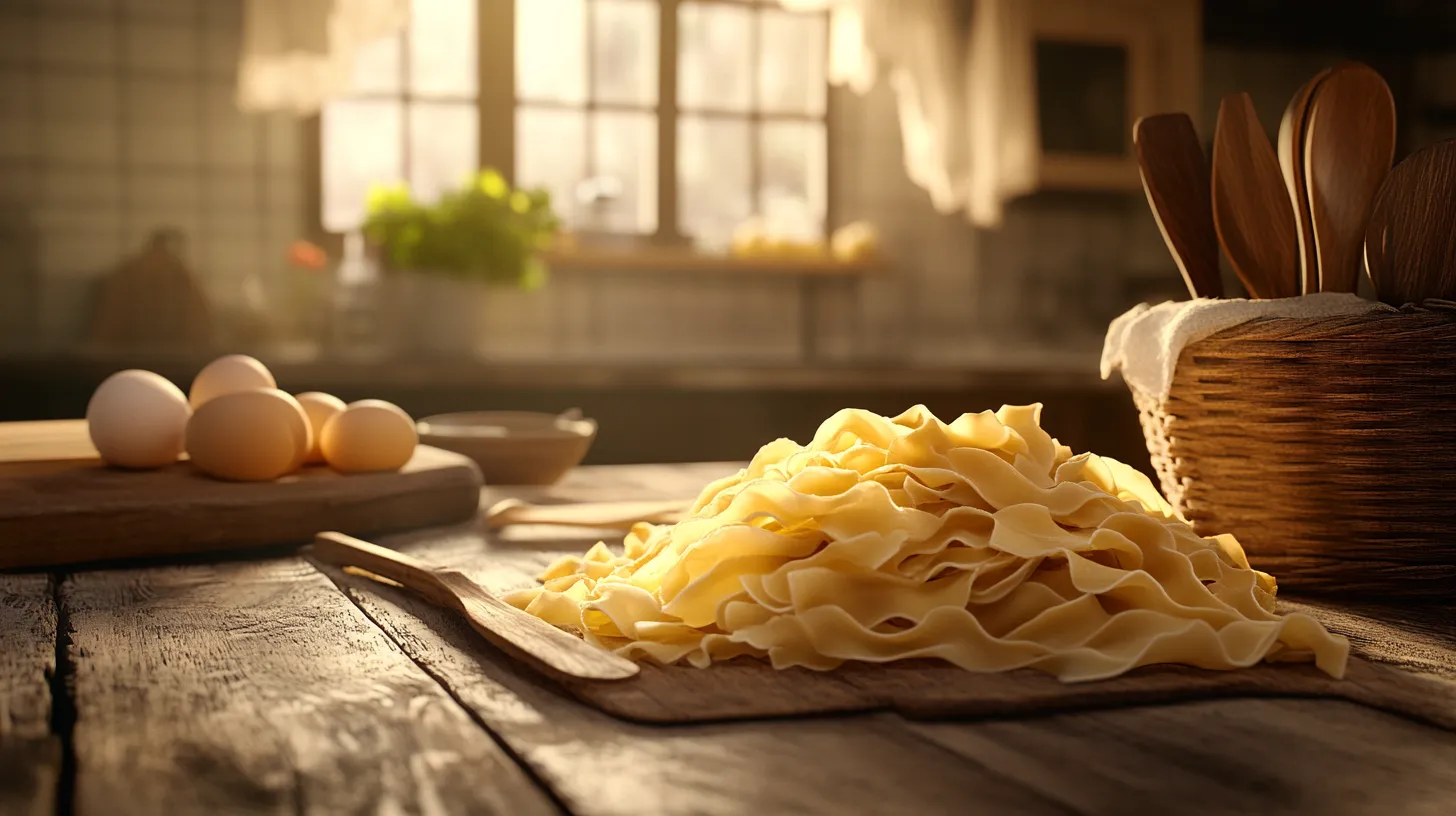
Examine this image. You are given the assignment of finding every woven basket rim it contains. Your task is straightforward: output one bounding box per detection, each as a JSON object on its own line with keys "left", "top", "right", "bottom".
{"left": 1187, "top": 307, "right": 1456, "bottom": 345}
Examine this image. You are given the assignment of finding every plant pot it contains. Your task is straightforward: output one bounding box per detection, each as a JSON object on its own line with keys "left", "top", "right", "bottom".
{"left": 395, "top": 273, "right": 489, "bottom": 358}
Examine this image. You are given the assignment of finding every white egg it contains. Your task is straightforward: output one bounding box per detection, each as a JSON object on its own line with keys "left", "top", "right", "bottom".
{"left": 295, "top": 392, "right": 346, "bottom": 464}
{"left": 320, "top": 399, "right": 418, "bottom": 474}
{"left": 86, "top": 369, "right": 192, "bottom": 469}
{"left": 189, "top": 354, "right": 276, "bottom": 409}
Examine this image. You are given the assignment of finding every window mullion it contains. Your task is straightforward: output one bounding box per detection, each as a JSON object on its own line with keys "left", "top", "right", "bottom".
{"left": 749, "top": 3, "right": 762, "bottom": 222}
{"left": 480, "top": 0, "right": 516, "bottom": 182}
{"left": 656, "top": 0, "right": 681, "bottom": 244}
{"left": 399, "top": 31, "right": 412, "bottom": 189}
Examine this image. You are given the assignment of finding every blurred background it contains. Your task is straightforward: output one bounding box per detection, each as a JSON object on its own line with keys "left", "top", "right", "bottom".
{"left": 2, "top": 0, "right": 1454, "bottom": 468}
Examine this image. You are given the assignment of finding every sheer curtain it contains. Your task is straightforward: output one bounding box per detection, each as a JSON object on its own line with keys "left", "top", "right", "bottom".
{"left": 236, "top": 0, "right": 411, "bottom": 115}
{"left": 780, "top": 0, "right": 1038, "bottom": 228}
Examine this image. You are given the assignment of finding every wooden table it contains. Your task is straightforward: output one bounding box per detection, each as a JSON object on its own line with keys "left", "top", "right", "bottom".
{"left": 2, "top": 462, "right": 1454, "bottom": 816}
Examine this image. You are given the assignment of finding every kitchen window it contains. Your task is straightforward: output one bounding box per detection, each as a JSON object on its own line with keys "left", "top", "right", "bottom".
{"left": 317, "top": 0, "right": 830, "bottom": 253}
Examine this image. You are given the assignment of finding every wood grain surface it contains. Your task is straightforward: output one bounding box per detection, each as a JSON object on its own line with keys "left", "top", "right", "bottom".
{"left": 1304, "top": 62, "right": 1397, "bottom": 294}
{"left": 0, "top": 422, "right": 483, "bottom": 569}
{"left": 1134, "top": 113, "right": 1223, "bottom": 299}
{"left": 60, "top": 560, "right": 556, "bottom": 816}
{"left": 1363, "top": 138, "right": 1456, "bottom": 305}
{"left": 0, "top": 420, "right": 100, "bottom": 464}
{"left": 321, "top": 548, "right": 1071, "bottom": 816}
{"left": 911, "top": 698, "right": 1456, "bottom": 816}
{"left": 0, "top": 574, "right": 61, "bottom": 816}
{"left": 1212, "top": 92, "right": 1301, "bottom": 299}
{"left": 4, "top": 461, "right": 1455, "bottom": 815}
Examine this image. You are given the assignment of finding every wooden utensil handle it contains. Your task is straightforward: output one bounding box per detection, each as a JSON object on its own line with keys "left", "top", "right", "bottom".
{"left": 485, "top": 498, "right": 690, "bottom": 529}
{"left": 311, "top": 531, "right": 462, "bottom": 611}
{"left": 310, "top": 531, "right": 640, "bottom": 683}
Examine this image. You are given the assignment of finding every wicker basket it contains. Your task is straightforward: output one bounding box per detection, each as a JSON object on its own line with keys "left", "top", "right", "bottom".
{"left": 1126, "top": 308, "right": 1456, "bottom": 600}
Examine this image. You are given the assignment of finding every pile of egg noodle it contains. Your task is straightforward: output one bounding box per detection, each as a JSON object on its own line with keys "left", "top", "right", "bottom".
{"left": 505, "top": 405, "right": 1349, "bottom": 681}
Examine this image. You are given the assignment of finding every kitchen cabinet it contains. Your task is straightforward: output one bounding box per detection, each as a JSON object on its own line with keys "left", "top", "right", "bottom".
{"left": 1029, "top": 0, "right": 1202, "bottom": 192}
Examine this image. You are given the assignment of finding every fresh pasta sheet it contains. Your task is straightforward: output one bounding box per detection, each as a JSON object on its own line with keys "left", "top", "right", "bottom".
{"left": 505, "top": 405, "right": 1349, "bottom": 681}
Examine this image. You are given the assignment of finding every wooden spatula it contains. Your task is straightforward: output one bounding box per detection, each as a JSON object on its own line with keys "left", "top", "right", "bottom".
{"left": 1305, "top": 62, "right": 1397, "bottom": 294}
{"left": 1363, "top": 139, "right": 1456, "bottom": 305}
{"left": 485, "top": 497, "right": 690, "bottom": 529}
{"left": 1212, "top": 92, "right": 1301, "bottom": 299}
{"left": 1133, "top": 113, "right": 1223, "bottom": 299}
{"left": 1278, "top": 68, "right": 1333, "bottom": 294}
{"left": 311, "top": 531, "right": 640, "bottom": 682}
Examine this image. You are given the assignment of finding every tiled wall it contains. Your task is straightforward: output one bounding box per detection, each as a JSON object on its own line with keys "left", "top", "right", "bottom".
{"left": 6, "top": 3, "right": 1456, "bottom": 368}
{"left": 0, "top": 0, "right": 302, "bottom": 352}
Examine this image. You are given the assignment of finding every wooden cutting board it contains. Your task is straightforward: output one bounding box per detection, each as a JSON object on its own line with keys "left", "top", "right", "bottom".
{"left": 315, "top": 524, "right": 1456, "bottom": 734}
{"left": 0, "top": 420, "right": 483, "bottom": 570}
{"left": 551, "top": 651, "right": 1455, "bottom": 732}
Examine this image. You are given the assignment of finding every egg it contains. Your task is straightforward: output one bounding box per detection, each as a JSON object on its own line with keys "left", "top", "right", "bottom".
{"left": 86, "top": 370, "right": 192, "bottom": 469}
{"left": 320, "top": 399, "right": 418, "bottom": 474}
{"left": 185, "top": 389, "right": 311, "bottom": 481}
{"left": 295, "top": 392, "right": 346, "bottom": 464}
{"left": 189, "top": 354, "right": 276, "bottom": 409}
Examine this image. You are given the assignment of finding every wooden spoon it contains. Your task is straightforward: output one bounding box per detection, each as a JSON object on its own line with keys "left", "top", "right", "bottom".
{"left": 1278, "top": 68, "right": 1332, "bottom": 294}
{"left": 310, "top": 531, "right": 640, "bottom": 682}
{"left": 1363, "top": 139, "right": 1456, "bottom": 305}
{"left": 1133, "top": 113, "right": 1223, "bottom": 298}
{"left": 1304, "top": 62, "right": 1396, "bottom": 294}
{"left": 1212, "top": 92, "right": 1301, "bottom": 299}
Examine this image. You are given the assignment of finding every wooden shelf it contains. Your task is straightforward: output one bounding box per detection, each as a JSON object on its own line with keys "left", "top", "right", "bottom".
{"left": 540, "top": 249, "right": 884, "bottom": 277}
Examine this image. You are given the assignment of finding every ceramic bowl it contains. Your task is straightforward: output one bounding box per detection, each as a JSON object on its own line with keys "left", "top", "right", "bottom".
{"left": 415, "top": 410, "right": 597, "bottom": 486}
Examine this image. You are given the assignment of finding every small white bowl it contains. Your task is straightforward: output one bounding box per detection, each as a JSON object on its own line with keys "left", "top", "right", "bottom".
{"left": 415, "top": 410, "right": 597, "bottom": 485}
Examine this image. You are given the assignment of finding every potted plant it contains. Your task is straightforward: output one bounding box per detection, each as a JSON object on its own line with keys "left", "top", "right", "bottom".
{"left": 362, "top": 169, "right": 560, "bottom": 356}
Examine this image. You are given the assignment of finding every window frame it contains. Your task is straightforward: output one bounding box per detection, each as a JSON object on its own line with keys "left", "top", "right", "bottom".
{"left": 305, "top": 0, "right": 839, "bottom": 260}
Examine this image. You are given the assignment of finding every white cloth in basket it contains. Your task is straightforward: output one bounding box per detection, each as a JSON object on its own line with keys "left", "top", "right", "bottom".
{"left": 1100, "top": 294, "right": 1393, "bottom": 402}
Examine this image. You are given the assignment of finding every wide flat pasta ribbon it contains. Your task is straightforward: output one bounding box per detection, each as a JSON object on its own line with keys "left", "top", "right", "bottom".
{"left": 505, "top": 405, "right": 1349, "bottom": 682}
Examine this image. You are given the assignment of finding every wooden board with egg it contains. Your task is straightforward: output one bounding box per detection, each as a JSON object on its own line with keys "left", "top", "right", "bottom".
{"left": 0, "top": 355, "right": 482, "bottom": 570}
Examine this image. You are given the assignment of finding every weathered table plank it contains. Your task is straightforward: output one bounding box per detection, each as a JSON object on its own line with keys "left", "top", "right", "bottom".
{"left": 61, "top": 560, "right": 558, "bottom": 816}
{"left": 325, "top": 552, "right": 1072, "bottom": 816}
{"left": 0, "top": 573, "right": 61, "bottom": 816}
{"left": 912, "top": 697, "right": 1456, "bottom": 816}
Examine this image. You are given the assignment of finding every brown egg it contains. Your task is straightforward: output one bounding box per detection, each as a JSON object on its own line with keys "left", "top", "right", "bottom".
{"left": 185, "top": 389, "right": 311, "bottom": 481}
{"left": 189, "top": 354, "right": 276, "bottom": 409}
{"left": 294, "top": 392, "right": 346, "bottom": 464}
{"left": 320, "top": 399, "right": 418, "bottom": 474}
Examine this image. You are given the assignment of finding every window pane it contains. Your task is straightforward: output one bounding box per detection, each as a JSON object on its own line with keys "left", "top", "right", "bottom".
{"left": 516, "top": 106, "right": 587, "bottom": 225}
{"left": 408, "top": 102, "right": 477, "bottom": 205}
{"left": 349, "top": 34, "right": 401, "bottom": 94}
{"left": 759, "top": 120, "right": 826, "bottom": 239}
{"left": 409, "top": 0, "right": 476, "bottom": 97}
{"left": 678, "top": 116, "right": 751, "bottom": 249}
{"left": 758, "top": 10, "right": 826, "bottom": 115}
{"left": 321, "top": 99, "right": 402, "bottom": 231}
{"left": 593, "top": 0, "right": 658, "bottom": 106}
{"left": 677, "top": 2, "right": 752, "bottom": 112}
{"left": 517, "top": 0, "right": 587, "bottom": 104}
{"left": 589, "top": 111, "right": 657, "bottom": 233}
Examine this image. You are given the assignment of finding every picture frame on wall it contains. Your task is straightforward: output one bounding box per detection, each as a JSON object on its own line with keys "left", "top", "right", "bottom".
{"left": 1027, "top": 0, "right": 1201, "bottom": 192}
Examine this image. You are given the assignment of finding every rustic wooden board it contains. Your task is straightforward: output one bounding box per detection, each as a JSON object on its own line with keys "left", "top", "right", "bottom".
{"left": 0, "top": 574, "right": 61, "bottom": 816}
{"left": 0, "top": 419, "right": 99, "bottom": 464}
{"left": 319, "top": 554, "right": 1070, "bottom": 816}
{"left": 910, "top": 697, "right": 1456, "bottom": 816}
{"left": 461, "top": 468, "right": 1456, "bottom": 731}
{"left": 60, "top": 559, "right": 556, "bottom": 816}
{"left": 363, "top": 523, "right": 1456, "bottom": 731}
{"left": 0, "top": 421, "right": 483, "bottom": 569}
